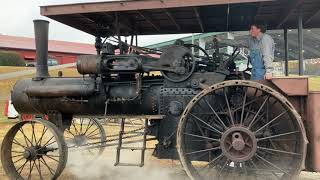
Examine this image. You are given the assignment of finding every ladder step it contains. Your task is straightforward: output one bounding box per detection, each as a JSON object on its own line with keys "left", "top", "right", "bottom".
{"left": 114, "top": 163, "right": 144, "bottom": 167}
{"left": 119, "top": 147, "right": 145, "bottom": 150}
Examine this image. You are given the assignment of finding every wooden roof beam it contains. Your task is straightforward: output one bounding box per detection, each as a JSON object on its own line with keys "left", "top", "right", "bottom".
{"left": 136, "top": 10, "right": 160, "bottom": 32}
{"left": 163, "top": 8, "right": 181, "bottom": 31}
{"left": 304, "top": 8, "right": 320, "bottom": 26}
{"left": 41, "top": 0, "right": 275, "bottom": 16}
{"left": 276, "top": 0, "right": 304, "bottom": 29}
{"left": 78, "top": 14, "right": 95, "bottom": 23}
{"left": 101, "top": 12, "right": 137, "bottom": 34}
{"left": 194, "top": 7, "right": 204, "bottom": 32}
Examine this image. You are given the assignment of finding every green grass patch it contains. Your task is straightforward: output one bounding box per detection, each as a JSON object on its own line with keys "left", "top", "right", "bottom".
{"left": 309, "top": 76, "right": 320, "bottom": 91}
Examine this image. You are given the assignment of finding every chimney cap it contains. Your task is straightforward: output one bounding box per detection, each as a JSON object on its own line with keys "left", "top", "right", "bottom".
{"left": 33, "top": 19, "right": 49, "bottom": 23}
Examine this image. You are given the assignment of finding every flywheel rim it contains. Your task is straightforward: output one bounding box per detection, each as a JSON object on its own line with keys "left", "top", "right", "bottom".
{"left": 177, "top": 80, "right": 307, "bottom": 180}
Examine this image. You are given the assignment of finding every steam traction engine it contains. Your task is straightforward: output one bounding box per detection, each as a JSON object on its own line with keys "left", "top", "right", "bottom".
{"left": 1, "top": 20, "right": 308, "bottom": 180}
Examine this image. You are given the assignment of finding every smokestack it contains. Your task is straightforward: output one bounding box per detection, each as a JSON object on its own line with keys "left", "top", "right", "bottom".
{"left": 33, "top": 20, "right": 50, "bottom": 79}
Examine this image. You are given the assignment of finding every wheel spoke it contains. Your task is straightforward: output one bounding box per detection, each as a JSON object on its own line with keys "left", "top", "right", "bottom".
{"left": 224, "top": 88, "right": 235, "bottom": 125}
{"left": 13, "top": 139, "right": 27, "bottom": 149}
{"left": 40, "top": 157, "right": 55, "bottom": 175}
{"left": 86, "top": 128, "right": 100, "bottom": 137}
{"left": 19, "top": 128, "right": 32, "bottom": 147}
{"left": 17, "top": 159, "right": 28, "bottom": 175}
{"left": 203, "top": 153, "right": 224, "bottom": 169}
{"left": 34, "top": 159, "right": 43, "bottom": 180}
{"left": 240, "top": 88, "right": 247, "bottom": 125}
{"left": 217, "top": 158, "right": 229, "bottom": 178}
{"left": 27, "top": 160, "right": 36, "bottom": 180}
{"left": 80, "top": 118, "right": 84, "bottom": 134}
{"left": 184, "top": 133, "right": 220, "bottom": 142}
{"left": 255, "top": 154, "right": 291, "bottom": 176}
{"left": 255, "top": 110, "right": 287, "bottom": 134}
{"left": 43, "top": 154, "right": 60, "bottom": 163}
{"left": 31, "top": 123, "right": 37, "bottom": 145}
{"left": 186, "top": 146, "right": 220, "bottom": 155}
{"left": 42, "top": 140, "right": 57, "bottom": 149}
{"left": 191, "top": 113, "right": 208, "bottom": 137}
{"left": 87, "top": 132, "right": 102, "bottom": 139}
{"left": 11, "top": 154, "right": 24, "bottom": 158}
{"left": 189, "top": 113, "right": 222, "bottom": 134}
{"left": 203, "top": 98, "right": 228, "bottom": 129}
{"left": 257, "top": 131, "right": 300, "bottom": 141}
{"left": 258, "top": 146, "right": 302, "bottom": 156}
{"left": 37, "top": 126, "right": 48, "bottom": 146}
{"left": 13, "top": 156, "right": 26, "bottom": 164}
{"left": 40, "top": 136, "right": 55, "bottom": 148}
{"left": 233, "top": 94, "right": 264, "bottom": 113}
{"left": 38, "top": 159, "right": 43, "bottom": 179}
{"left": 71, "top": 119, "right": 80, "bottom": 135}
{"left": 65, "top": 129, "right": 76, "bottom": 137}
{"left": 12, "top": 150, "right": 24, "bottom": 154}
{"left": 83, "top": 119, "right": 94, "bottom": 135}
{"left": 248, "top": 95, "right": 270, "bottom": 128}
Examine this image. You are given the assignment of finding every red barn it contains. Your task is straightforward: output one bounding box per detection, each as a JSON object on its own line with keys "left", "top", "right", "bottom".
{"left": 0, "top": 34, "right": 96, "bottom": 64}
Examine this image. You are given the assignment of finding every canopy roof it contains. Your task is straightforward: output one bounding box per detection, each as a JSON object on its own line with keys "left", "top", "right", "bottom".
{"left": 41, "top": 0, "right": 320, "bottom": 36}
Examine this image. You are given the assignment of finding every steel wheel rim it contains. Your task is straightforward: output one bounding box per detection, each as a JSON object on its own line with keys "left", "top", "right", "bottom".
{"left": 177, "top": 80, "right": 307, "bottom": 180}
{"left": 1, "top": 119, "right": 67, "bottom": 180}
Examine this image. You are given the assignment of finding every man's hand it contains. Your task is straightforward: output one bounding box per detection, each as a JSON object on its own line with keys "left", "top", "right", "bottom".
{"left": 264, "top": 73, "right": 273, "bottom": 80}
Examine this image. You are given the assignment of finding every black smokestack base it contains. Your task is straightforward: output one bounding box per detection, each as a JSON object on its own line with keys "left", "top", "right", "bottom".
{"left": 33, "top": 20, "right": 50, "bottom": 79}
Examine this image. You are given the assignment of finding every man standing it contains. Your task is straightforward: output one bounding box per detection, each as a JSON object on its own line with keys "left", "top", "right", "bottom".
{"left": 248, "top": 22, "right": 275, "bottom": 80}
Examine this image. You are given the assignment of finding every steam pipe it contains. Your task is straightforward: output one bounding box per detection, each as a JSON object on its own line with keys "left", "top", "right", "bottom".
{"left": 33, "top": 20, "right": 50, "bottom": 79}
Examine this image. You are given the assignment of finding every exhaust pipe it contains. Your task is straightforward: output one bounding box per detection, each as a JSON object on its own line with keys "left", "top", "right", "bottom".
{"left": 33, "top": 20, "right": 50, "bottom": 79}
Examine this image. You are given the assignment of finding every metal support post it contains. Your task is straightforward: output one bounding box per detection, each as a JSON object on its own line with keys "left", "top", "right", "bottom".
{"left": 284, "top": 28, "right": 289, "bottom": 76}
{"left": 298, "top": 8, "right": 304, "bottom": 76}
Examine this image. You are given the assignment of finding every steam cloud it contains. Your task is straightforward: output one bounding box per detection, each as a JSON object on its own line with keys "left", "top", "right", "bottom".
{"left": 66, "top": 149, "right": 187, "bottom": 180}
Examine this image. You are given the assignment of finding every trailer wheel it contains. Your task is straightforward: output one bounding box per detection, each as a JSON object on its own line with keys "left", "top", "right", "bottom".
{"left": 177, "top": 80, "right": 307, "bottom": 180}
{"left": 1, "top": 119, "right": 67, "bottom": 180}
{"left": 64, "top": 117, "right": 106, "bottom": 164}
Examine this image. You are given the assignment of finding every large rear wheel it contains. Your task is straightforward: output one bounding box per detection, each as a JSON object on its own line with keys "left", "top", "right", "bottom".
{"left": 177, "top": 80, "right": 307, "bottom": 180}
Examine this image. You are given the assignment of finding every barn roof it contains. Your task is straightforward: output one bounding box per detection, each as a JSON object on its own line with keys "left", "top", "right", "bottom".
{"left": 40, "top": 0, "right": 320, "bottom": 36}
{"left": 0, "top": 35, "right": 96, "bottom": 55}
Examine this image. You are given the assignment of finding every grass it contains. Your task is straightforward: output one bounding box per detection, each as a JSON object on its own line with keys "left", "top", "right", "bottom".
{"left": 0, "top": 66, "right": 32, "bottom": 74}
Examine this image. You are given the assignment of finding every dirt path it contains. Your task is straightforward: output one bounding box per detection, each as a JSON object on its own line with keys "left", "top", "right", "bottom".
{"left": 0, "top": 63, "right": 75, "bottom": 80}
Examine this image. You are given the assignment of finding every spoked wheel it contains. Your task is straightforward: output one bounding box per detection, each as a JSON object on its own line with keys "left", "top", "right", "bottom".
{"left": 177, "top": 80, "right": 307, "bottom": 180}
{"left": 64, "top": 117, "right": 106, "bottom": 163}
{"left": 1, "top": 119, "right": 67, "bottom": 180}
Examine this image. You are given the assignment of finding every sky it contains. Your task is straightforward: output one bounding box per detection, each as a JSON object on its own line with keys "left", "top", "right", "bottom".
{"left": 0, "top": 0, "right": 190, "bottom": 46}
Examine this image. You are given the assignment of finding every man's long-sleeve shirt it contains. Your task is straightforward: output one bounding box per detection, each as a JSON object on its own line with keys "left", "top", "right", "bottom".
{"left": 219, "top": 33, "right": 275, "bottom": 73}
{"left": 248, "top": 33, "right": 275, "bottom": 73}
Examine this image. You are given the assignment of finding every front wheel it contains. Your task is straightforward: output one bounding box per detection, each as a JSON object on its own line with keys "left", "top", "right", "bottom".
{"left": 177, "top": 80, "right": 307, "bottom": 180}
{"left": 1, "top": 119, "right": 68, "bottom": 180}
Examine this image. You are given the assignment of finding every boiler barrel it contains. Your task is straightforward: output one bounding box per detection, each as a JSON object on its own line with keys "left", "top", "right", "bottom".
{"left": 11, "top": 77, "right": 160, "bottom": 116}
